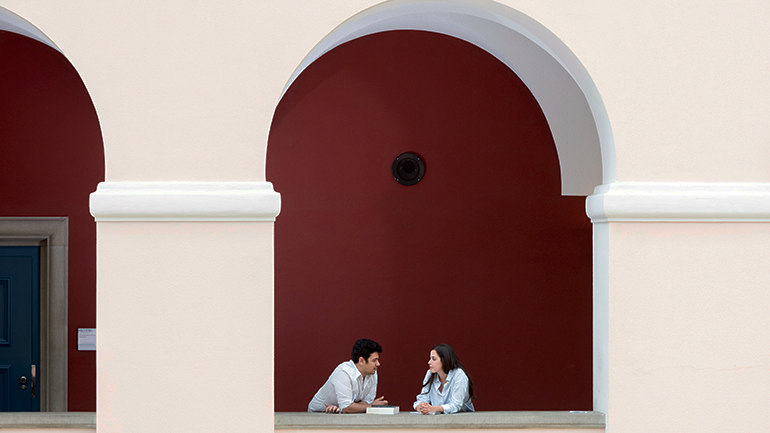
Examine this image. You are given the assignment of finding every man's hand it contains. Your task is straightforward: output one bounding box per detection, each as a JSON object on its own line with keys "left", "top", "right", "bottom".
{"left": 340, "top": 398, "right": 388, "bottom": 413}
{"left": 324, "top": 404, "right": 340, "bottom": 413}
{"left": 371, "top": 396, "right": 389, "bottom": 406}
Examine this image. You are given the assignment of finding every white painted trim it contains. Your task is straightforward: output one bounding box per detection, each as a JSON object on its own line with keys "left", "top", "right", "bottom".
{"left": 592, "top": 223, "right": 608, "bottom": 413}
{"left": 89, "top": 182, "right": 281, "bottom": 222}
{"left": 587, "top": 182, "right": 770, "bottom": 223}
{"left": 0, "top": 6, "right": 61, "bottom": 52}
{"left": 281, "top": 0, "right": 614, "bottom": 196}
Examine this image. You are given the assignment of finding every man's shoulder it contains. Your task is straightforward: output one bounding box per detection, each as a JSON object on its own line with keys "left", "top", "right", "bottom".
{"left": 332, "top": 360, "right": 356, "bottom": 375}
{"left": 335, "top": 360, "right": 354, "bottom": 369}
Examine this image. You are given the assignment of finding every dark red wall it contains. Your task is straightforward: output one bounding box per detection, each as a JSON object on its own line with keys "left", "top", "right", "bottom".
{"left": 268, "top": 30, "right": 593, "bottom": 411}
{"left": 1, "top": 31, "right": 103, "bottom": 411}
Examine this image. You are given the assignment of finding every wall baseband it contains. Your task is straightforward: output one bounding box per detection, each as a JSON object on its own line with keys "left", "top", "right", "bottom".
{"left": 587, "top": 182, "right": 770, "bottom": 223}
{"left": 89, "top": 182, "right": 281, "bottom": 222}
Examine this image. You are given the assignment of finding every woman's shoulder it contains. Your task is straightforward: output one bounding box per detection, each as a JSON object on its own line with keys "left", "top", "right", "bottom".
{"left": 448, "top": 367, "right": 469, "bottom": 381}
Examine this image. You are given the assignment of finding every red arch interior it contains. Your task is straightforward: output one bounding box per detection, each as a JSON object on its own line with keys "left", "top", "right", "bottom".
{"left": 1, "top": 30, "right": 103, "bottom": 411}
{"left": 268, "top": 30, "right": 592, "bottom": 411}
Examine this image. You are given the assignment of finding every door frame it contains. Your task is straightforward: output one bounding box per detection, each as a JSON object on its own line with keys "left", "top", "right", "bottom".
{"left": 0, "top": 217, "right": 68, "bottom": 411}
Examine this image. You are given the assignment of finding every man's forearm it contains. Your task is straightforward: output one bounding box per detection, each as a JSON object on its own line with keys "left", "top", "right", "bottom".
{"left": 341, "top": 401, "right": 370, "bottom": 413}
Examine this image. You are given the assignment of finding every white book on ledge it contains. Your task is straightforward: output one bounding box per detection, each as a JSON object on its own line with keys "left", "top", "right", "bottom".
{"left": 366, "top": 405, "right": 399, "bottom": 414}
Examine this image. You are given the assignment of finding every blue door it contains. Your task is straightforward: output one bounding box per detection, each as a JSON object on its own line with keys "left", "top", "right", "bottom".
{"left": 0, "top": 246, "right": 40, "bottom": 412}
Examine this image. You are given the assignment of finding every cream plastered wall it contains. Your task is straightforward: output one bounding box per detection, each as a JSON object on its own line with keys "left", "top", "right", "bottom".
{"left": 3, "top": 1, "right": 770, "bottom": 433}
{"left": 608, "top": 223, "right": 770, "bottom": 432}
{"left": 96, "top": 223, "right": 274, "bottom": 432}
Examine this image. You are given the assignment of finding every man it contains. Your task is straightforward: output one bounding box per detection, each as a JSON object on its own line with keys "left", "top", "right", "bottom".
{"left": 308, "top": 339, "right": 389, "bottom": 413}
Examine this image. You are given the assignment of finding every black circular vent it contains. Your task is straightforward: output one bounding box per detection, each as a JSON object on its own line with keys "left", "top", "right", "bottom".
{"left": 392, "top": 152, "right": 425, "bottom": 186}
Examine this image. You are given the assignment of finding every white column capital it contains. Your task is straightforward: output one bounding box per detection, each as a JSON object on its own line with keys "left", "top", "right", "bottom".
{"left": 587, "top": 182, "right": 770, "bottom": 223}
{"left": 89, "top": 182, "right": 281, "bottom": 222}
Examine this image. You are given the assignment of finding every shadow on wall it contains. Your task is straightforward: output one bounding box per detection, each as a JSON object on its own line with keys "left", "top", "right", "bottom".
{"left": 268, "top": 30, "right": 592, "bottom": 412}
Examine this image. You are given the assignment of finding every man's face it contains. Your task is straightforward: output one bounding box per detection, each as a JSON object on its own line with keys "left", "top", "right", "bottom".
{"left": 358, "top": 352, "right": 380, "bottom": 376}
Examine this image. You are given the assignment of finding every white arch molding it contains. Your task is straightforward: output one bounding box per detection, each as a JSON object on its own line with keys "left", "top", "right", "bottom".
{"left": 282, "top": 0, "right": 617, "bottom": 197}
{"left": 0, "top": 6, "right": 60, "bottom": 52}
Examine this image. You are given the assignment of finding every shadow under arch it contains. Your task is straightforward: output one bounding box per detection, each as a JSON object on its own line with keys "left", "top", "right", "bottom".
{"left": 282, "top": 0, "right": 615, "bottom": 197}
{"left": 1, "top": 6, "right": 104, "bottom": 412}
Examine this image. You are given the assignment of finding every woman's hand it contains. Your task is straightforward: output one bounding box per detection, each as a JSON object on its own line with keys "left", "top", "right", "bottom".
{"left": 416, "top": 402, "right": 442, "bottom": 414}
{"left": 324, "top": 404, "right": 340, "bottom": 413}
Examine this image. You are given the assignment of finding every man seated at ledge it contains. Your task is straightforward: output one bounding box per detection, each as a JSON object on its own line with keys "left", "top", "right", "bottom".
{"left": 308, "top": 338, "right": 389, "bottom": 413}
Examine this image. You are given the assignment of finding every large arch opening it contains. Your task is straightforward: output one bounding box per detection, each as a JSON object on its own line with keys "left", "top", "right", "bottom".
{"left": 1, "top": 7, "right": 104, "bottom": 412}
{"left": 268, "top": 0, "right": 613, "bottom": 414}
{"left": 268, "top": 20, "right": 608, "bottom": 412}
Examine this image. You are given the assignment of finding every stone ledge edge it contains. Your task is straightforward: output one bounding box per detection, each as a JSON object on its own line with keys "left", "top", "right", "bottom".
{"left": 89, "top": 181, "right": 281, "bottom": 222}
{"left": 275, "top": 411, "right": 605, "bottom": 430}
{"left": 0, "top": 412, "right": 95, "bottom": 429}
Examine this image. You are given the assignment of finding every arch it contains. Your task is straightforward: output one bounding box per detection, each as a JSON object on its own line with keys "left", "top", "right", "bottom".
{"left": 1, "top": 6, "right": 104, "bottom": 412}
{"left": 269, "top": 29, "right": 594, "bottom": 411}
{"left": 282, "top": 0, "right": 615, "bottom": 196}
{"left": 271, "top": 0, "right": 614, "bottom": 414}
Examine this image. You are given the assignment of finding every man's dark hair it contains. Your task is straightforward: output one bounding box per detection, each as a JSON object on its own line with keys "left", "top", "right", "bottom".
{"left": 351, "top": 338, "right": 382, "bottom": 363}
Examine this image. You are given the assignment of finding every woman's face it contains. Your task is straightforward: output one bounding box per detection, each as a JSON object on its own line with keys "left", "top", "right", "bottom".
{"left": 428, "top": 350, "right": 443, "bottom": 374}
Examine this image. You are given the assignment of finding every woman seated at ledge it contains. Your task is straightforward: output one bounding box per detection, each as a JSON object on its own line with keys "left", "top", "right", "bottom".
{"left": 413, "top": 343, "right": 475, "bottom": 414}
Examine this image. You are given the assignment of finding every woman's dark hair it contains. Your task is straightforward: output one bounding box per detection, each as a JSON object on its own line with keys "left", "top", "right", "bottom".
{"left": 351, "top": 338, "right": 383, "bottom": 363}
{"left": 421, "top": 343, "right": 476, "bottom": 401}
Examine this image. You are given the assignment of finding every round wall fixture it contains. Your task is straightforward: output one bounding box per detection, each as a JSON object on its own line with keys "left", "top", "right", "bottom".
{"left": 392, "top": 152, "right": 425, "bottom": 186}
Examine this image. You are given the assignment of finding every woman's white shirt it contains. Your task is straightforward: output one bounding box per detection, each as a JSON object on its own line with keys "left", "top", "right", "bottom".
{"left": 413, "top": 368, "right": 475, "bottom": 414}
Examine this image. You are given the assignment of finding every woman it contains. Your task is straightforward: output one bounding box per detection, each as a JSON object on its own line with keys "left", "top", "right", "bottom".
{"left": 413, "top": 343, "right": 475, "bottom": 414}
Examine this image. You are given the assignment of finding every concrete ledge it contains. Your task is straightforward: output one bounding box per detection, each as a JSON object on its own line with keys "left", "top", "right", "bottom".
{"left": 275, "top": 411, "right": 605, "bottom": 430}
{"left": 0, "top": 412, "right": 95, "bottom": 429}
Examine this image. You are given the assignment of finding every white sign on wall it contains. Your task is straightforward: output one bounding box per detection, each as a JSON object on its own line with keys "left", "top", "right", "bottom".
{"left": 77, "top": 328, "right": 96, "bottom": 351}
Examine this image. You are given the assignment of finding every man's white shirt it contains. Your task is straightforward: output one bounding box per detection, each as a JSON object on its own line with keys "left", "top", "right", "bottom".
{"left": 308, "top": 360, "right": 377, "bottom": 412}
